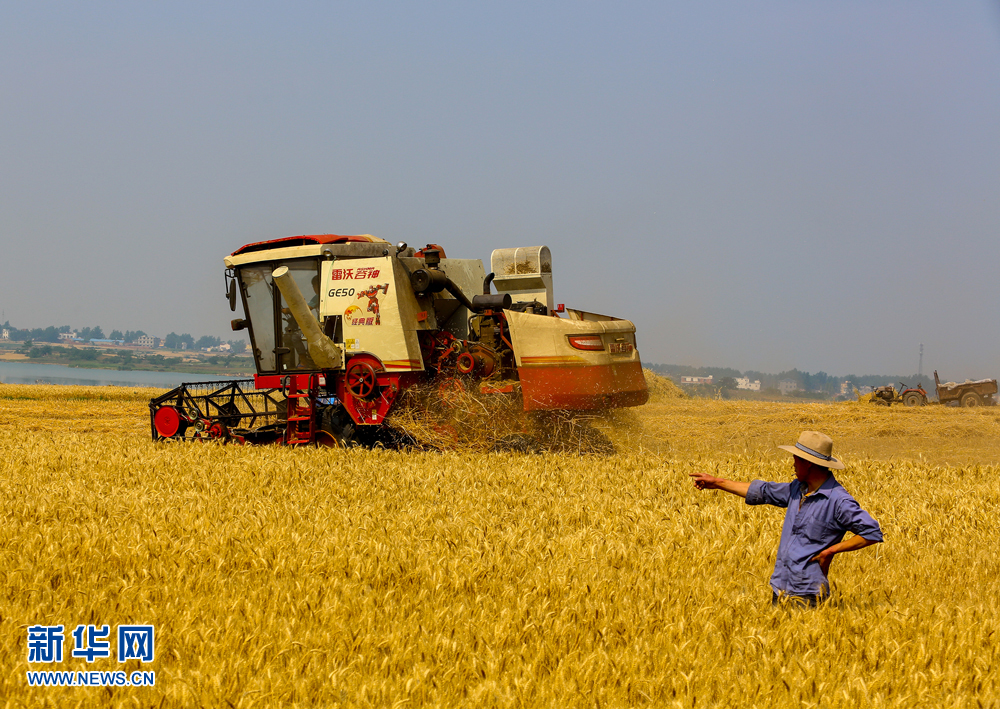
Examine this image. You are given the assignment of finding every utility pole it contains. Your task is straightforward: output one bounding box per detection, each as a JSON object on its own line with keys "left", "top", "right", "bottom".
{"left": 918, "top": 343, "right": 923, "bottom": 379}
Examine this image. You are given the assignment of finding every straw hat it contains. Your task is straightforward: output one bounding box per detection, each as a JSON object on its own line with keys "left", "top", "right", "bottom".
{"left": 778, "top": 431, "right": 845, "bottom": 470}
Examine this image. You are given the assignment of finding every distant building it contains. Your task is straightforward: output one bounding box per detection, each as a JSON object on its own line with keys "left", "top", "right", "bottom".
{"left": 59, "top": 332, "right": 77, "bottom": 341}
{"left": 136, "top": 335, "right": 158, "bottom": 348}
{"left": 219, "top": 343, "right": 231, "bottom": 352}
{"left": 778, "top": 380, "right": 800, "bottom": 395}
{"left": 680, "top": 375, "right": 713, "bottom": 386}
{"left": 1, "top": 328, "right": 8, "bottom": 340}
{"left": 840, "top": 381, "right": 851, "bottom": 396}
{"left": 89, "top": 339, "right": 125, "bottom": 346}
{"left": 736, "top": 377, "right": 761, "bottom": 391}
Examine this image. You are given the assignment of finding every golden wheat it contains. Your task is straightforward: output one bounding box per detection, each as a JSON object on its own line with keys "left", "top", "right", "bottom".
{"left": 1, "top": 382, "right": 999, "bottom": 707}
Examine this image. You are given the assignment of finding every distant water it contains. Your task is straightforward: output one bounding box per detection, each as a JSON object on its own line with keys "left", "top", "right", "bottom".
{"left": 0, "top": 361, "right": 242, "bottom": 389}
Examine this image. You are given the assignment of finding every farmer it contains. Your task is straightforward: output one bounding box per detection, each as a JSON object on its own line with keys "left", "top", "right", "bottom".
{"left": 689, "top": 431, "right": 882, "bottom": 606}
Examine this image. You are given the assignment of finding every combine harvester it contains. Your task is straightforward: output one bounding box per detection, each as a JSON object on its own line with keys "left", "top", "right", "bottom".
{"left": 150, "top": 235, "right": 648, "bottom": 447}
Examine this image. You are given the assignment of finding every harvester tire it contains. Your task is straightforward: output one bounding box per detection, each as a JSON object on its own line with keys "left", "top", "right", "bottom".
{"left": 902, "top": 392, "right": 923, "bottom": 407}
{"left": 319, "top": 405, "right": 358, "bottom": 447}
{"left": 961, "top": 392, "right": 982, "bottom": 408}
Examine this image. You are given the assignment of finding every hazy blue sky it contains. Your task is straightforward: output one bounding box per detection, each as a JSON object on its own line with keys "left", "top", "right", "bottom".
{"left": 2, "top": 2, "right": 998, "bottom": 378}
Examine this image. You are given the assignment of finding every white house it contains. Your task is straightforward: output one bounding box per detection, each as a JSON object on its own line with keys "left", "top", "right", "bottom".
{"left": 58, "top": 332, "right": 77, "bottom": 341}
{"left": 136, "top": 335, "right": 157, "bottom": 348}
{"left": 1, "top": 328, "right": 8, "bottom": 340}
{"left": 736, "top": 377, "right": 761, "bottom": 391}
{"left": 680, "top": 375, "right": 713, "bottom": 385}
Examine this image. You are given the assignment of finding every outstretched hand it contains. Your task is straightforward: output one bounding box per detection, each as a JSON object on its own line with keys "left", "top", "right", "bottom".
{"left": 688, "top": 472, "right": 751, "bottom": 498}
{"left": 690, "top": 472, "right": 724, "bottom": 490}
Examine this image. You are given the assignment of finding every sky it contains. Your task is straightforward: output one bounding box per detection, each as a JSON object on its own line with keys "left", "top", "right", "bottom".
{"left": 1, "top": 1, "right": 998, "bottom": 379}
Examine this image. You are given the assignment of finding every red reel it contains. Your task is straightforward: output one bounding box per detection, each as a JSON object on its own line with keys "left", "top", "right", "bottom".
{"left": 153, "top": 406, "right": 182, "bottom": 438}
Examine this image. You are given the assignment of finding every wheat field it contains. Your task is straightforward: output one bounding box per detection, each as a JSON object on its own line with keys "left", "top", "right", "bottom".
{"left": 2, "top": 379, "right": 999, "bottom": 707}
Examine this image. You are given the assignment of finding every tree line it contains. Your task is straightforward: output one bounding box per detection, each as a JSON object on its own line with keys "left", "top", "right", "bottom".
{"left": 648, "top": 363, "right": 932, "bottom": 397}
{"left": 2, "top": 321, "right": 246, "bottom": 352}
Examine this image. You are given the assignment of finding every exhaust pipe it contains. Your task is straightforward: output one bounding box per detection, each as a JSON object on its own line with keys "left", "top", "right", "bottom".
{"left": 271, "top": 266, "right": 343, "bottom": 369}
{"left": 410, "top": 267, "right": 511, "bottom": 312}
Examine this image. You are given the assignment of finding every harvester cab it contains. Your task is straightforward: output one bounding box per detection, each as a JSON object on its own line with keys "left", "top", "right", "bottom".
{"left": 150, "top": 234, "right": 648, "bottom": 447}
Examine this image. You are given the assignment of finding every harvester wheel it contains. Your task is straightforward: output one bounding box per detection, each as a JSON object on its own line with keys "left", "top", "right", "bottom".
{"left": 346, "top": 361, "right": 379, "bottom": 399}
{"left": 961, "top": 392, "right": 982, "bottom": 408}
{"left": 319, "top": 405, "right": 357, "bottom": 448}
{"left": 902, "top": 392, "right": 923, "bottom": 407}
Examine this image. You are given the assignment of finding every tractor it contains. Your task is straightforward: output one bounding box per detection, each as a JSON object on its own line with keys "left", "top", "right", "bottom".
{"left": 150, "top": 234, "right": 648, "bottom": 447}
{"left": 868, "top": 382, "right": 928, "bottom": 407}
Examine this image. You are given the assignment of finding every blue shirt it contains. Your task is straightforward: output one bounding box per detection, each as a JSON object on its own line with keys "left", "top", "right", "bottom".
{"left": 745, "top": 475, "right": 883, "bottom": 596}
